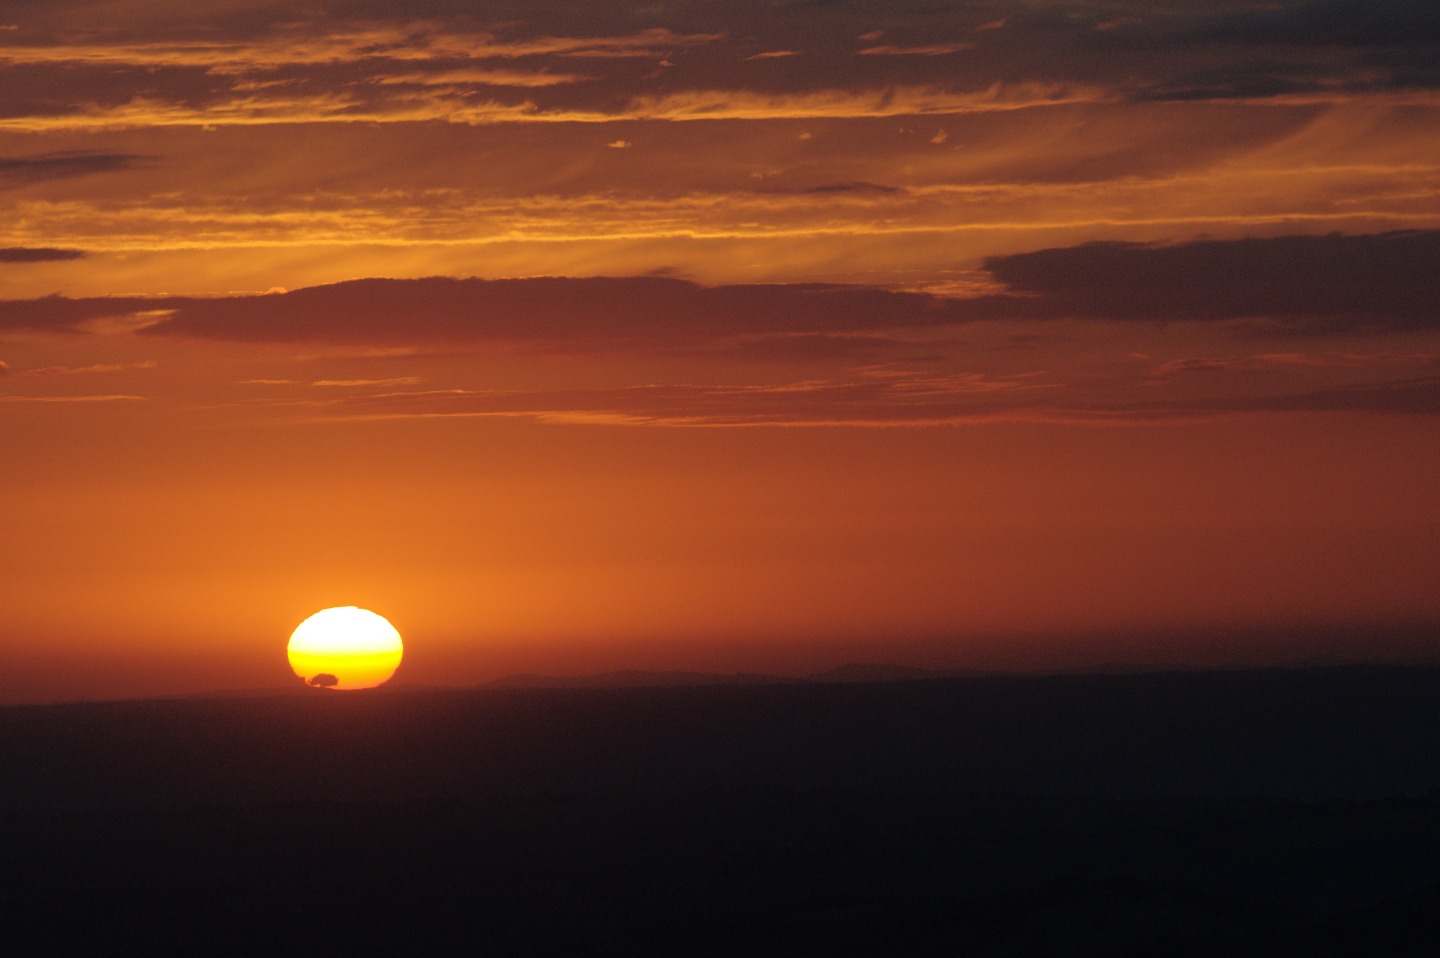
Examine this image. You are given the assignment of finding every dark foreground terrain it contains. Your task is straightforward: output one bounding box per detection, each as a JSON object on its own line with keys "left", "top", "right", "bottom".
{"left": 4, "top": 666, "right": 1440, "bottom": 955}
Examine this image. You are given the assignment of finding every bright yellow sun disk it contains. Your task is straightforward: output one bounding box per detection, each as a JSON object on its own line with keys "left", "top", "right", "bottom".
{"left": 288, "top": 606, "right": 403, "bottom": 690}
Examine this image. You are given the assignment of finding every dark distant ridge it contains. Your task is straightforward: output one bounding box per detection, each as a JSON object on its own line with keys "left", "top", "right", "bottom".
{"left": 809, "top": 663, "right": 994, "bottom": 683}
{"left": 478, "top": 664, "right": 992, "bottom": 689}
{"left": 167, "top": 681, "right": 446, "bottom": 700}
{"left": 483, "top": 669, "right": 798, "bottom": 689}
{"left": 169, "top": 685, "right": 312, "bottom": 700}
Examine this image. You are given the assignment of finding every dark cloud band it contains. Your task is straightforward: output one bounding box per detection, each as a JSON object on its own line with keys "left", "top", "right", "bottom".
{"left": 0, "top": 247, "right": 85, "bottom": 263}
{"left": 3, "top": 231, "right": 1436, "bottom": 344}
{"left": 0, "top": 151, "right": 145, "bottom": 185}
{"left": 982, "top": 230, "right": 1440, "bottom": 327}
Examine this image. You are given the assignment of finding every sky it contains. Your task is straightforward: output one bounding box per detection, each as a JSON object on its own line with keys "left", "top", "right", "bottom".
{"left": 2, "top": 0, "right": 1439, "bottom": 701}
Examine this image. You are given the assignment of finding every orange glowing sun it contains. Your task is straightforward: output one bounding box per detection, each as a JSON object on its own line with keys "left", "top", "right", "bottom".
{"left": 288, "top": 606, "right": 404, "bottom": 690}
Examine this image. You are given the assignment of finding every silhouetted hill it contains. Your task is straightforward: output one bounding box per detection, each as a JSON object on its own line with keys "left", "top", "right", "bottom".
{"left": 482, "top": 669, "right": 794, "bottom": 689}
{"left": 170, "top": 684, "right": 313, "bottom": 699}
{"left": 6, "top": 665, "right": 1440, "bottom": 954}
{"left": 9, "top": 665, "right": 1440, "bottom": 810}
{"left": 807, "top": 662, "right": 986, "bottom": 682}
{"left": 482, "top": 663, "right": 988, "bottom": 688}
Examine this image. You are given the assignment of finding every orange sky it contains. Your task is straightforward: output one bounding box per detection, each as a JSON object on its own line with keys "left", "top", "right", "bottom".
{"left": 2, "top": 1, "right": 1439, "bottom": 701}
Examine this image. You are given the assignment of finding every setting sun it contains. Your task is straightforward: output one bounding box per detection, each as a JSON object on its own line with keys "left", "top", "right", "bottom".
{"left": 287, "top": 607, "right": 403, "bottom": 690}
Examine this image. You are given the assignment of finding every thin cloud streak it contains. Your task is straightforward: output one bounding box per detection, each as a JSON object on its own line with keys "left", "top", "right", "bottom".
{"left": 276, "top": 372, "right": 1440, "bottom": 428}
{"left": 857, "top": 44, "right": 974, "bottom": 56}
{"left": 0, "top": 393, "right": 145, "bottom": 402}
{"left": 0, "top": 26, "right": 719, "bottom": 69}
{"left": 0, "top": 82, "right": 1110, "bottom": 132}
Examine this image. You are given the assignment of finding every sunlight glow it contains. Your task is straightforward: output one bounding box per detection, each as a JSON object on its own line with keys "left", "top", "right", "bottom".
{"left": 287, "top": 606, "right": 404, "bottom": 690}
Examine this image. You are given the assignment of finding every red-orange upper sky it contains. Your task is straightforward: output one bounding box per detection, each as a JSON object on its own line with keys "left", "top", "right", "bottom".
{"left": 2, "top": 0, "right": 1438, "bottom": 702}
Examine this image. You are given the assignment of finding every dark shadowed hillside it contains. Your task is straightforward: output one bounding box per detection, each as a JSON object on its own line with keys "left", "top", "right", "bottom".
{"left": 4, "top": 666, "right": 1440, "bottom": 955}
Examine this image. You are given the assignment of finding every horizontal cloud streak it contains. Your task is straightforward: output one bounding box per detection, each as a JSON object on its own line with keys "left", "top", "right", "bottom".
{"left": 983, "top": 230, "right": 1440, "bottom": 327}
{"left": 131, "top": 277, "right": 970, "bottom": 347}
{"left": 0, "top": 151, "right": 145, "bottom": 185}
{"left": 0, "top": 26, "right": 718, "bottom": 69}
{"left": 0, "top": 247, "right": 85, "bottom": 262}
{"left": 0, "top": 83, "right": 1107, "bottom": 132}
{"left": 274, "top": 371, "right": 1440, "bottom": 428}
{"left": 294, "top": 371, "right": 1062, "bottom": 427}
{"left": 4, "top": 231, "right": 1437, "bottom": 345}
{"left": 0, "top": 393, "right": 143, "bottom": 403}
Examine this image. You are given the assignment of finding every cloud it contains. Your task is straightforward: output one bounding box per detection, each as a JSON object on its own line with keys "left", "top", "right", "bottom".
{"left": 857, "top": 44, "right": 973, "bottom": 56}
{"left": 757, "top": 182, "right": 903, "bottom": 195}
{"left": 0, "top": 23, "right": 727, "bottom": 131}
{"left": 121, "top": 276, "right": 975, "bottom": 349}
{"left": 372, "top": 68, "right": 593, "bottom": 88}
{"left": 1149, "top": 357, "right": 1247, "bottom": 377}
{"left": 3, "top": 2, "right": 1438, "bottom": 144}
{"left": 1256, "top": 375, "right": 1440, "bottom": 415}
{"left": 1131, "top": 64, "right": 1440, "bottom": 105}
{"left": 304, "top": 369, "right": 1058, "bottom": 427}
{"left": 5, "top": 230, "right": 1438, "bottom": 345}
{"left": 0, "top": 278, "right": 960, "bottom": 357}
{"left": 1085, "top": 0, "right": 1440, "bottom": 102}
{"left": 0, "top": 25, "right": 719, "bottom": 70}
{"left": 981, "top": 230, "right": 1440, "bottom": 328}
{"left": 0, "top": 151, "right": 144, "bottom": 185}
{"left": 0, "top": 294, "right": 189, "bottom": 333}
{"left": 0, "top": 81, "right": 1108, "bottom": 131}
{"left": 0, "top": 394, "right": 144, "bottom": 403}
{"left": 1187, "top": 0, "right": 1440, "bottom": 50}
{"left": 311, "top": 377, "right": 421, "bottom": 387}
{"left": 20, "top": 360, "right": 156, "bottom": 376}
{"left": 0, "top": 247, "right": 85, "bottom": 262}
{"left": 272, "top": 367, "right": 1440, "bottom": 428}
{"left": 0, "top": 92, "right": 547, "bottom": 132}
{"left": 1148, "top": 351, "right": 1439, "bottom": 379}
{"left": 583, "top": 83, "right": 1107, "bottom": 122}
{"left": 1119, "top": 375, "right": 1440, "bottom": 419}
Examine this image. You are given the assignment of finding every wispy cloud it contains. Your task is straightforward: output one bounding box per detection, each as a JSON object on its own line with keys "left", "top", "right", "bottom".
{"left": 0, "top": 25, "right": 719, "bottom": 69}
{"left": 307, "top": 370, "right": 1058, "bottom": 427}
{"left": 857, "top": 43, "right": 973, "bottom": 56}
{"left": 0, "top": 393, "right": 144, "bottom": 403}
{"left": 20, "top": 360, "right": 155, "bottom": 375}
{"left": 275, "top": 368, "right": 1440, "bottom": 428}
{"left": 311, "top": 377, "right": 421, "bottom": 387}
{"left": 0, "top": 81, "right": 1109, "bottom": 132}
{"left": 372, "top": 67, "right": 593, "bottom": 88}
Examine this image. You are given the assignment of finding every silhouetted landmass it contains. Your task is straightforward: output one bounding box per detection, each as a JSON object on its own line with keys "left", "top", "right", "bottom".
{"left": 480, "top": 662, "right": 991, "bottom": 688}
{"left": 806, "top": 662, "right": 987, "bottom": 683}
{"left": 482, "top": 669, "right": 796, "bottom": 689}
{"left": 5, "top": 665, "right": 1440, "bottom": 954}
